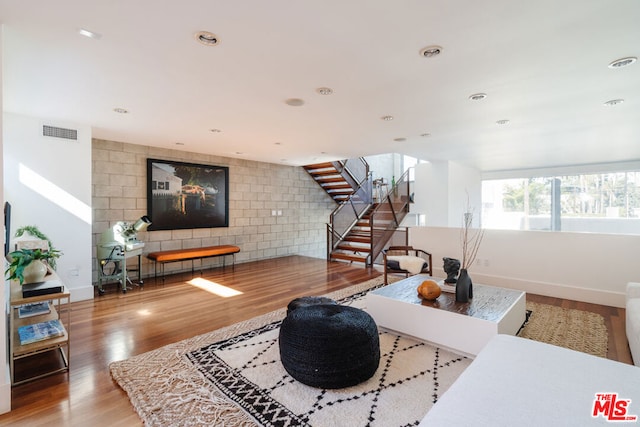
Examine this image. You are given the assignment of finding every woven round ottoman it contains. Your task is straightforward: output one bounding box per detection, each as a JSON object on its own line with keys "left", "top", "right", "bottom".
{"left": 279, "top": 303, "right": 380, "bottom": 389}
{"left": 286, "top": 296, "right": 337, "bottom": 315}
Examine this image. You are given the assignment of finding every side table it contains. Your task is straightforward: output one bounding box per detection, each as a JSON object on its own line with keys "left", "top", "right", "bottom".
{"left": 9, "top": 274, "right": 70, "bottom": 385}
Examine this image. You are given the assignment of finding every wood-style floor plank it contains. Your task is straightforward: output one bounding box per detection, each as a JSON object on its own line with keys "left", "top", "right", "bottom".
{"left": 0, "top": 256, "right": 632, "bottom": 426}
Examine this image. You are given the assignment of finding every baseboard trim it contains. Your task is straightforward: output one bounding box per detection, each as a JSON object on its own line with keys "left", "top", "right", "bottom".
{"left": 431, "top": 268, "right": 625, "bottom": 308}
{"left": 69, "top": 285, "right": 95, "bottom": 302}
{"left": 0, "top": 367, "right": 11, "bottom": 414}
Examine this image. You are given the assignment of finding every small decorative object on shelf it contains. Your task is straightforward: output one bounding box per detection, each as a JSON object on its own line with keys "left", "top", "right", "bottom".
{"left": 443, "top": 257, "right": 461, "bottom": 284}
{"left": 417, "top": 279, "right": 442, "bottom": 301}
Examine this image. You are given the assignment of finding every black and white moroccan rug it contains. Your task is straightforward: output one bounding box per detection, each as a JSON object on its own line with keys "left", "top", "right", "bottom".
{"left": 185, "top": 302, "right": 469, "bottom": 426}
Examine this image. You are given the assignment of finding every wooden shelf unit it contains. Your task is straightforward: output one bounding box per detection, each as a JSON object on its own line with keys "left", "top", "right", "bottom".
{"left": 9, "top": 274, "right": 70, "bottom": 386}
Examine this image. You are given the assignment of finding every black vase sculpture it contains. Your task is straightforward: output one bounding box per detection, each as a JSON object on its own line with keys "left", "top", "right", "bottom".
{"left": 456, "top": 268, "right": 473, "bottom": 303}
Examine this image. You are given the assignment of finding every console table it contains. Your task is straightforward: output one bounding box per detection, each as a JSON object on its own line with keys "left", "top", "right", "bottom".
{"left": 367, "top": 274, "right": 526, "bottom": 356}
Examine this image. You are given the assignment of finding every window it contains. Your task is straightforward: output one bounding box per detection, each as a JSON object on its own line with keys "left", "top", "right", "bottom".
{"left": 482, "top": 171, "right": 640, "bottom": 235}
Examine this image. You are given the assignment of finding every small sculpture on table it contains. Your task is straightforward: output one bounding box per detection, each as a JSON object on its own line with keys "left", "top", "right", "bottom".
{"left": 443, "top": 257, "right": 461, "bottom": 284}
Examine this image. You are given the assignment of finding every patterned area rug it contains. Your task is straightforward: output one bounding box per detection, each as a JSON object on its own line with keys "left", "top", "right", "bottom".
{"left": 110, "top": 277, "right": 609, "bottom": 426}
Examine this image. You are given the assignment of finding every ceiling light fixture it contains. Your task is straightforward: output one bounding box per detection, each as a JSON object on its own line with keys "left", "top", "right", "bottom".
{"left": 209, "top": 128, "right": 221, "bottom": 133}
{"left": 496, "top": 119, "right": 510, "bottom": 125}
{"left": 419, "top": 45, "right": 443, "bottom": 58}
{"left": 195, "top": 31, "right": 219, "bottom": 46}
{"left": 381, "top": 115, "right": 394, "bottom": 121}
{"left": 78, "top": 28, "right": 102, "bottom": 40}
{"left": 604, "top": 99, "right": 624, "bottom": 106}
{"left": 469, "top": 93, "right": 487, "bottom": 101}
{"left": 285, "top": 98, "right": 305, "bottom": 106}
{"left": 113, "top": 107, "right": 129, "bottom": 114}
{"left": 394, "top": 137, "right": 407, "bottom": 142}
{"left": 316, "top": 87, "right": 333, "bottom": 95}
{"left": 608, "top": 57, "right": 637, "bottom": 69}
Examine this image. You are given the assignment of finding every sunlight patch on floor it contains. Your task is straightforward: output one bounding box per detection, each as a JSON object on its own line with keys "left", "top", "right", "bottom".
{"left": 187, "top": 277, "right": 243, "bottom": 297}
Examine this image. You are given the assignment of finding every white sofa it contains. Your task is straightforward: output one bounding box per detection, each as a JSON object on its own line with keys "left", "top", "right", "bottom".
{"left": 627, "top": 282, "right": 640, "bottom": 367}
{"left": 421, "top": 334, "right": 640, "bottom": 426}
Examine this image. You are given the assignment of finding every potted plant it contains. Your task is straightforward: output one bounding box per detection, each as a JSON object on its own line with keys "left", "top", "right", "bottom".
{"left": 5, "top": 248, "right": 62, "bottom": 285}
{"left": 5, "top": 225, "right": 62, "bottom": 285}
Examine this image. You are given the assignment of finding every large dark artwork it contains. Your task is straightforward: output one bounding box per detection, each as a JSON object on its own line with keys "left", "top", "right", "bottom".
{"left": 147, "top": 159, "right": 229, "bottom": 230}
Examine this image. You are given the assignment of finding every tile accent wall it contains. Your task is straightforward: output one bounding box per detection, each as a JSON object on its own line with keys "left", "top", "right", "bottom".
{"left": 92, "top": 139, "right": 335, "bottom": 282}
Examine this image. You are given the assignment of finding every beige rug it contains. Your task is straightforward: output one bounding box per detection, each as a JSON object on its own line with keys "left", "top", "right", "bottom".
{"left": 110, "top": 277, "right": 609, "bottom": 426}
{"left": 519, "top": 301, "right": 608, "bottom": 357}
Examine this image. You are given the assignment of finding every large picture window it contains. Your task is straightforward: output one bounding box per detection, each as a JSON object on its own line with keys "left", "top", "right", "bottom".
{"left": 147, "top": 158, "right": 229, "bottom": 230}
{"left": 482, "top": 171, "right": 640, "bottom": 235}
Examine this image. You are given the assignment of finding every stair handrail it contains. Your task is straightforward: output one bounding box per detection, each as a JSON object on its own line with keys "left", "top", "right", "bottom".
{"left": 331, "top": 157, "right": 369, "bottom": 192}
{"left": 327, "top": 170, "right": 373, "bottom": 253}
{"left": 368, "top": 168, "right": 412, "bottom": 263}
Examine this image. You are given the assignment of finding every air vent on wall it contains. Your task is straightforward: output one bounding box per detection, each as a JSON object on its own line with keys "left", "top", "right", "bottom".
{"left": 43, "top": 125, "right": 78, "bottom": 140}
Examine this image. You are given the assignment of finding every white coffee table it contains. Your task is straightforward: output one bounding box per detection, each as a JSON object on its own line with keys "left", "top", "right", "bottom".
{"left": 366, "top": 274, "right": 526, "bottom": 356}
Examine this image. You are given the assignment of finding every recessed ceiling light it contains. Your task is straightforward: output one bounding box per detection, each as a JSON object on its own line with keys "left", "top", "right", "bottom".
{"left": 113, "top": 107, "right": 129, "bottom": 114}
{"left": 469, "top": 93, "right": 487, "bottom": 101}
{"left": 195, "top": 31, "right": 219, "bottom": 46}
{"left": 419, "top": 45, "right": 443, "bottom": 58}
{"left": 393, "top": 137, "right": 407, "bottom": 142}
{"left": 381, "top": 115, "right": 394, "bottom": 121}
{"left": 78, "top": 28, "right": 102, "bottom": 40}
{"left": 285, "top": 98, "right": 305, "bottom": 106}
{"left": 604, "top": 99, "right": 624, "bottom": 106}
{"left": 608, "top": 57, "right": 637, "bottom": 69}
{"left": 496, "top": 119, "right": 510, "bottom": 125}
{"left": 316, "top": 87, "right": 333, "bottom": 95}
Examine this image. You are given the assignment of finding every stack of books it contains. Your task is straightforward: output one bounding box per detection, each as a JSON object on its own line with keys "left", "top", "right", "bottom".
{"left": 18, "top": 302, "right": 51, "bottom": 318}
{"left": 17, "top": 319, "right": 65, "bottom": 345}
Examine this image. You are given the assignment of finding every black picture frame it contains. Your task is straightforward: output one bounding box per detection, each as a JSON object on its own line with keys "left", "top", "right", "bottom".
{"left": 146, "top": 158, "right": 229, "bottom": 231}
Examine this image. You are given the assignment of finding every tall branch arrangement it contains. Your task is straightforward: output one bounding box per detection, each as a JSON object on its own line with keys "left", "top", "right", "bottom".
{"left": 460, "top": 200, "right": 485, "bottom": 270}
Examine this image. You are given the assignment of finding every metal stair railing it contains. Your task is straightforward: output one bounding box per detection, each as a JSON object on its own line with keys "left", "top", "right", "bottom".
{"left": 368, "top": 168, "right": 412, "bottom": 264}
{"left": 327, "top": 164, "right": 373, "bottom": 259}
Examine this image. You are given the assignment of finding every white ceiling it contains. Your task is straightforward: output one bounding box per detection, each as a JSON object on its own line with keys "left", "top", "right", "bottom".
{"left": 1, "top": 0, "right": 640, "bottom": 172}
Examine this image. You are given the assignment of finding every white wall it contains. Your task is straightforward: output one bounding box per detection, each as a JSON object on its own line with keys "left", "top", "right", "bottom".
{"left": 410, "top": 226, "right": 638, "bottom": 308}
{"left": 412, "top": 161, "right": 481, "bottom": 227}
{"left": 3, "top": 113, "right": 93, "bottom": 302}
{"left": 0, "top": 24, "right": 11, "bottom": 415}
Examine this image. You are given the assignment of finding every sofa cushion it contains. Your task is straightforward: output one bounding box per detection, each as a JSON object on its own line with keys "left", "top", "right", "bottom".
{"left": 420, "top": 334, "right": 640, "bottom": 426}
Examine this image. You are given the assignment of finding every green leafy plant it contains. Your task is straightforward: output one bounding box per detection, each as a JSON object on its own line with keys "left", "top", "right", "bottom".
{"left": 5, "top": 248, "right": 62, "bottom": 285}
{"left": 14, "top": 225, "right": 60, "bottom": 269}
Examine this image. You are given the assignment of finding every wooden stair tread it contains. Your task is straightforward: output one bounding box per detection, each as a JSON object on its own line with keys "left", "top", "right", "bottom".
{"left": 330, "top": 253, "right": 368, "bottom": 263}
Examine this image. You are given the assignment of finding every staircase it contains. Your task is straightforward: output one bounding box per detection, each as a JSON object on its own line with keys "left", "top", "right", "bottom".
{"left": 303, "top": 162, "right": 361, "bottom": 203}
{"left": 330, "top": 205, "right": 376, "bottom": 263}
{"left": 304, "top": 158, "right": 412, "bottom": 267}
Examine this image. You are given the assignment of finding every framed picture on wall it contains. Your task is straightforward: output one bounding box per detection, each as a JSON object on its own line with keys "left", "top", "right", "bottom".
{"left": 146, "top": 158, "right": 229, "bottom": 230}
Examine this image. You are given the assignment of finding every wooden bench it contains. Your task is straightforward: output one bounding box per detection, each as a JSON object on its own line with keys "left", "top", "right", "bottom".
{"left": 147, "top": 245, "right": 240, "bottom": 282}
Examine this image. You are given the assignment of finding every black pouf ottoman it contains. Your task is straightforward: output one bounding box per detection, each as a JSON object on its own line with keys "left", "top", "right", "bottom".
{"left": 286, "top": 296, "right": 337, "bottom": 315}
{"left": 279, "top": 303, "right": 380, "bottom": 389}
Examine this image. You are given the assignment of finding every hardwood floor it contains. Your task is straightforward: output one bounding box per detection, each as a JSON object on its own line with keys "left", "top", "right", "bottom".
{"left": 0, "top": 256, "right": 632, "bottom": 426}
